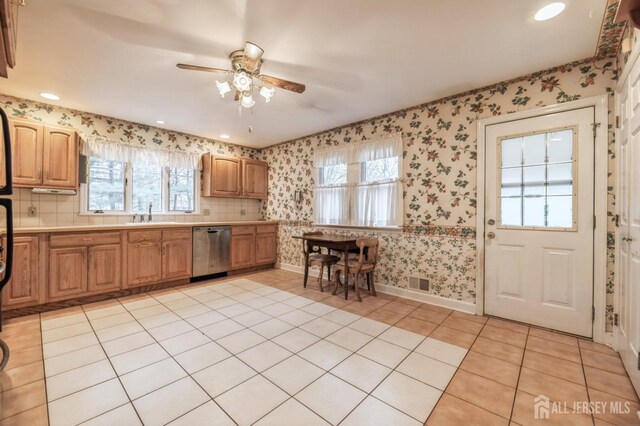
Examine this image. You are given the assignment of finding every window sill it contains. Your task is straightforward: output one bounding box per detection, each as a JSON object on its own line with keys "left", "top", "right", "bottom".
{"left": 79, "top": 211, "right": 201, "bottom": 216}
{"left": 312, "top": 223, "right": 403, "bottom": 233}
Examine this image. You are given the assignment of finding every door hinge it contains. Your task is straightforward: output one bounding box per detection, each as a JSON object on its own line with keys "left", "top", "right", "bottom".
{"left": 614, "top": 313, "right": 619, "bottom": 326}
{"left": 592, "top": 306, "right": 596, "bottom": 321}
{"left": 591, "top": 122, "right": 601, "bottom": 138}
{"left": 615, "top": 214, "right": 620, "bottom": 227}
{"left": 616, "top": 115, "right": 621, "bottom": 129}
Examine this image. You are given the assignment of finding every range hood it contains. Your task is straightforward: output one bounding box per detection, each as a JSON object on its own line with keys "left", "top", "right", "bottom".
{"left": 31, "top": 188, "right": 77, "bottom": 195}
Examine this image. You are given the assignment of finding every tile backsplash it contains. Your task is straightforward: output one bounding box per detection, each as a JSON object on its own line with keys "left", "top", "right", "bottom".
{"left": 8, "top": 188, "right": 262, "bottom": 227}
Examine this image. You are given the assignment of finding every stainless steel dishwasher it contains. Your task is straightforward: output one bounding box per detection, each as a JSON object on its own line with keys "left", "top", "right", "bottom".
{"left": 192, "top": 226, "right": 231, "bottom": 277}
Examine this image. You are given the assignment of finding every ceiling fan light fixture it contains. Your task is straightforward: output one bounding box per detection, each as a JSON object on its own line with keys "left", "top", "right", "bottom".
{"left": 240, "top": 93, "right": 255, "bottom": 109}
{"left": 260, "top": 86, "right": 275, "bottom": 103}
{"left": 244, "top": 42, "right": 264, "bottom": 60}
{"left": 233, "top": 72, "right": 252, "bottom": 92}
{"left": 216, "top": 81, "right": 231, "bottom": 97}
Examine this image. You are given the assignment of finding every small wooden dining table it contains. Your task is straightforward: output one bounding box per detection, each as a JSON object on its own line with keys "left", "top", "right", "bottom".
{"left": 292, "top": 234, "right": 359, "bottom": 299}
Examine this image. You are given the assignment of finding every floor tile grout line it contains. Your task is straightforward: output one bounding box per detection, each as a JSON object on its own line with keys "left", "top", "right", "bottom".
{"left": 506, "top": 323, "right": 531, "bottom": 424}
{"left": 77, "top": 304, "right": 146, "bottom": 426}
{"left": 40, "top": 312, "right": 52, "bottom": 426}
{"left": 576, "top": 339, "right": 598, "bottom": 425}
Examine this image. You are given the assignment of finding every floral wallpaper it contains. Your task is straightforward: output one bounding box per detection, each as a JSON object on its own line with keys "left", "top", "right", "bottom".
{"left": 262, "top": 57, "right": 618, "bottom": 329}
{"left": 597, "top": 0, "right": 626, "bottom": 59}
{"left": 0, "top": 94, "right": 260, "bottom": 159}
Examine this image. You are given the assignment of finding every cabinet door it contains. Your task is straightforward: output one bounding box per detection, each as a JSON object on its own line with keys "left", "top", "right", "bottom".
{"left": 211, "top": 156, "right": 243, "bottom": 196}
{"left": 162, "top": 238, "right": 192, "bottom": 280}
{"left": 43, "top": 127, "right": 77, "bottom": 188}
{"left": 49, "top": 247, "right": 88, "bottom": 301}
{"left": 126, "top": 242, "right": 162, "bottom": 287}
{"left": 231, "top": 234, "right": 255, "bottom": 269}
{"left": 88, "top": 244, "right": 121, "bottom": 293}
{"left": 255, "top": 233, "right": 277, "bottom": 265}
{"left": 9, "top": 120, "right": 43, "bottom": 186}
{"left": 2, "top": 235, "right": 39, "bottom": 308}
{"left": 243, "top": 160, "right": 268, "bottom": 199}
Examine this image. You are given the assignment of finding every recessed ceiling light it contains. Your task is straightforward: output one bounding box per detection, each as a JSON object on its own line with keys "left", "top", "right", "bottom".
{"left": 535, "top": 2, "right": 565, "bottom": 21}
{"left": 220, "top": 134, "right": 230, "bottom": 139}
{"left": 40, "top": 92, "right": 60, "bottom": 101}
{"left": 155, "top": 120, "right": 165, "bottom": 125}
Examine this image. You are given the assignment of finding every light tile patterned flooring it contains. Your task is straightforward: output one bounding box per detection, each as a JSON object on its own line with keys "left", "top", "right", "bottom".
{"left": 0, "top": 268, "right": 638, "bottom": 425}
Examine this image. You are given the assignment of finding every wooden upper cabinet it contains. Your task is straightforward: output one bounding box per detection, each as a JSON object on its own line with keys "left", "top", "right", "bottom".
{"left": 212, "top": 156, "right": 243, "bottom": 196}
{"left": 43, "top": 127, "right": 78, "bottom": 188}
{"left": 243, "top": 159, "right": 268, "bottom": 199}
{"left": 202, "top": 154, "right": 268, "bottom": 199}
{"left": 49, "top": 247, "right": 89, "bottom": 301}
{"left": 10, "top": 120, "right": 44, "bottom": 186}
{"left": 8, "top": 119, "right": 78, "bottom": 189}
{"left": 2, "top": 235, "right": 41, "bottom": 308}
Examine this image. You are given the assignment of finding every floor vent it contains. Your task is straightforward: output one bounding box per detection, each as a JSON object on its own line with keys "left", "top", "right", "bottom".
{"left": 409, "top": 276, "right": 430, "bottom": 292}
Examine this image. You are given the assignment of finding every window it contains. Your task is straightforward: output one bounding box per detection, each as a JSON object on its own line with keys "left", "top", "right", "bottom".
{"left": 499, "top": 128, "right": 575, "bottom": 229}
{"left": 87, "top": 158, "right": 126, "bottom": 212}
{"left": 314, "top": 136, "right": 403, "bottom": 228}
{"left": 132, "top": 164, "right": 163, "bottom": 213}
{"left": 169, "top": 168, "right": 196, "bottom": 212}
{"left": 84, "top": 157, "right": 198, "bottom": 214}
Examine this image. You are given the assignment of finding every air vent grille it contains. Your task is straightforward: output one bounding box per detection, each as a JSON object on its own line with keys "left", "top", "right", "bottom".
{"left": 409, "top": 276, "right": 430, "bottom": 292}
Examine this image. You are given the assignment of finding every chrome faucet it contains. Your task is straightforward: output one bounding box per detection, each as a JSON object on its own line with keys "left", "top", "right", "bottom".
{"left": 147, "top": 202, "right": 152, "bottom": 222}
{"left": 132, "top": 213, "right": 137, "bottom": 223}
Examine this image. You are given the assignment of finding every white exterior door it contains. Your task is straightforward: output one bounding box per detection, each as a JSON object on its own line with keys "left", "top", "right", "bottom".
{"left": 484, "top": 108, "right": 595, "bottom": 337}
{"left": 615, "top": 57, "right": 640, "bottom": 394}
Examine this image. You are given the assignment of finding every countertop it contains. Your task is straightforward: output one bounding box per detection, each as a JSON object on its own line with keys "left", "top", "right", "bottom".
{"left": 10, "top": 220, "right": 278, "bottom": 234}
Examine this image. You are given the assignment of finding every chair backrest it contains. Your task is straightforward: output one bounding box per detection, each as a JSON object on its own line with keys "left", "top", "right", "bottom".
{"left": 356, "top": 237, "right": 379, "bottom": 266}
{"left": 302, "top": 231, "right": 323, "bottom": 255}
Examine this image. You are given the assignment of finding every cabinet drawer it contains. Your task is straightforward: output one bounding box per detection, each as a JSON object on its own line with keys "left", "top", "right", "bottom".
{"left": 128, "top": 230, "right": 162, "bottom": 243}
{"left": 231, "top": 226, "right": 255, "bottom": 236}
{"left": 256, "top": 224, "right": 277, "bottom": 234}
{"left": 50, "top": 232, "right": 120, "bottom": 248}
{"left": 162, "top": 228, "right": 191, "bottom": 241}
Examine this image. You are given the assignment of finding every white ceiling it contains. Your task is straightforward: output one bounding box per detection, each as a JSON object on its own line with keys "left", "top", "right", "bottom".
{"left": 0, "top": 0, "right": 605, "bottom": 148}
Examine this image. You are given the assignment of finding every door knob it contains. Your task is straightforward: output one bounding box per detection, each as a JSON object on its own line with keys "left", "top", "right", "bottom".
{"left": 487, "top": 219, "right": 496, "bottom": 225}
{"left": 487, "top": 232, "right": 496, "bottom": 240}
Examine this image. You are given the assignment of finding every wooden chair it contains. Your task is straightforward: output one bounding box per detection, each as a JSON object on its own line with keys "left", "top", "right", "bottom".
{"left": 303, "top": 232, "right": 340, "bottom": 292}
{"left": 332, "top": 237, "right": 379, "bottom": 302}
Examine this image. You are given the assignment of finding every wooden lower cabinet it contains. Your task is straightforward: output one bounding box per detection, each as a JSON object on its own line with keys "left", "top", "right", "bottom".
{"left": 231, "top": 234, "right": 255, "bottom": 269}
{"left": 2, "top": 235, "right": 41, "bottom": 308}
{"left": 231, "top": 224, "right": 277, "bottom": 270}
{"left": 88, "top": 244, "right": 121, "bottom": 292}
{"left": 49, "top": 247, "right": 88, "bottom": 301}
{"left": 255, "top": 232, "right": 277, "bottom": 265}
{"left": 162, "top": 238, "right": 192, "bottom": 281}
{"left": 126, "top": 241, "right": 162, "bottom": 287}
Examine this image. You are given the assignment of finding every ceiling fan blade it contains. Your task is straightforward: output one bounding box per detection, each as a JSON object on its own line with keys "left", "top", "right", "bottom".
{"left": 242, "top": 41, "right": 264, "bottom": 73}
{"left": 176, "top": 64, "right": 230, "bottom": 74}
{"left": 260, "top": 75, "right": 306, "bottom": 93}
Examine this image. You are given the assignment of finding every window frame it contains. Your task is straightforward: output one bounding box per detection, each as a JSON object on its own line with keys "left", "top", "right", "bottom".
{"left": 81, "top": 159, "right": 200, "bottom": 216}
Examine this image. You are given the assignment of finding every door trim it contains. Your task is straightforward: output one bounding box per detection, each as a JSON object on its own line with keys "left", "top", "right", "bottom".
{"left": 475, "top": 95, "right": 610, "bottom": 344}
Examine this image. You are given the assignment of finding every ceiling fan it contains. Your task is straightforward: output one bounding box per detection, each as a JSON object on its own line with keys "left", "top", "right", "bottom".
{"left": 177, "top": 41, "right": 305, "bottom": 109}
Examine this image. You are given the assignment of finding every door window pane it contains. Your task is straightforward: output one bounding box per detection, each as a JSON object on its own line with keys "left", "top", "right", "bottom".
{"left": 499, "top": 128, "right": 575, "bottom": 229}
{"left": 132, "top": 165, "right": 162, "bottom": 213}
{"left": 169, "top": 168, "right": 196, "bottom": 212}
{"left": 88, "top": 158, "right": 125, "bottom": 211}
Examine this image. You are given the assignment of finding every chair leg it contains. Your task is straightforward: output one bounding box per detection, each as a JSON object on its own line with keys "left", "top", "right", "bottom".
{"left": 318, "top": 264, "right": 324, "bottom": 292}
{"left": 355, "top": 273, "right": 362, "bottom": 302}
{"left": 332, "top": 270, "right": 340, "bottom": 295}
{"left": 327, "top": 264, "right": 332, "bottom": 290}
{"left": 370, "top": 272, "right": 377, "bottom": 297}
{"left": 344, "top": 273, "right": 349, "bottom": 300}
{"left": 366, "top": 273, "right": 371, "bottom": 290}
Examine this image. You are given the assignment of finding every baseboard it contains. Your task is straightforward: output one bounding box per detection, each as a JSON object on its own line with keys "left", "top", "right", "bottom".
{"left": 276, "top": 262, "right": 476, "bottom": 314}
